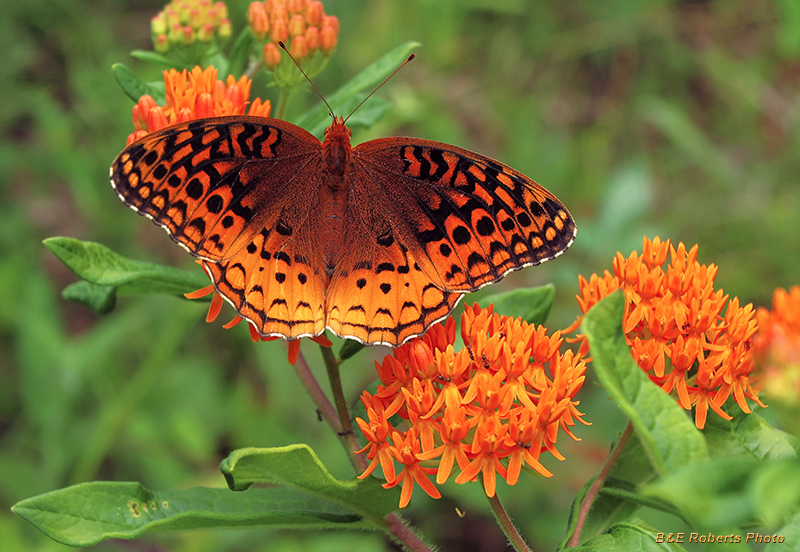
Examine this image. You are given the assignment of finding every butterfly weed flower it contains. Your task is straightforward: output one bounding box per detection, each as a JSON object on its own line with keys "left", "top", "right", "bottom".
{"left": 754, "top": 286, "right": 800, "bottom": 408}
{"left": 127, "top": 65, "right": 271, "bottom": 144}
{"left": 355, "top": 304, "right": 588, "bottom": 508}
{"left": 150, "top": 0, "right": 231, "bottom": 64}
{"left": 565, "top": 236, "right": 764, "bottom": 429}
{"left": 248, "top": 0, "right": 339, "bottom": 87}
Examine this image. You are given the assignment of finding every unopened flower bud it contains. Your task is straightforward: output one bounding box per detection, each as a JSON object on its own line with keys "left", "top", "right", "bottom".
{"left": 181, "top": 25, "right": 195, "bottom": 44}
{"left": 270, "top": 17, "right": 289, "bottom": 43}
{"left": 263, "top": 42, "right": 282, "bottom": 69}
{"left": 169, "top": 22, "right": 183, "bottom": 43}
{"left": 287, "top": 0, "right": 306, "bottom": 14}
{"left": 304, "top": 25, "right": 319, "bottom": 51}
{"left": 166, "top": 9, "right": 181, "bottom": 27}
{"left": 213, "top": 1, "right": 228, "bottom": 20}
{"left": 248, "top": 2, "right": 270, "bottom": 40}
{"left": 322, "top": 15, "right": 338, "bottom": 35}
{"left": 151, "top": 13, "right": 168, "bottom": 35}
{"left": 271, "top": 4, "right": 288, "bottom": 25}
{"left": 320, "top": 23, "right": 336, "bottom": 55}
{"left": 218, "top": 17, "right": 232, "bottom": 39}
{"left": 305, "top": 1, "right": 323, "bottom": 26}
{"left": 154, "top": 33, "right": 170, "bottom": 52}
{"left": 289, "top": 35, "right": 308, "bottom": 61}
{"left": 288, "top": 14, "right": 306, "bottom": 37}
{"left": 189, "top": 8, "right": 203, "bottom": 29}
{"left": 198, "top": 22, "right": 214, "bottom": 42}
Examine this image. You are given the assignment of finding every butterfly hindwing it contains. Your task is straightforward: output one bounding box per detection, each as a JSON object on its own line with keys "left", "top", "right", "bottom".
{"left": 352, "top": 138, "right": 576, "bottom": 292}
{"left": 203, "top": 223, "right": 327, "bottom": 340}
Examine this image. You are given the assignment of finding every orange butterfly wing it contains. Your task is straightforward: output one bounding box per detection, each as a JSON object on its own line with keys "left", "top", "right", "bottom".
{"left": 111, "top": 117, "right": 330, "bottom": 339}
{"left": 110, "top": 117, "right": 576, "bottom": 346}
{"left": 319, "top": 137, "right": 575, "bottom": 344}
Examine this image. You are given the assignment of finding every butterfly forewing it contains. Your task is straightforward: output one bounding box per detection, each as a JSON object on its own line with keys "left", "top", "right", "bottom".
{"left": 110, "top": 117, "right": 322, "bottom": 261}
{"left": 351, "top": 138, "right": 576, "bottom": 292}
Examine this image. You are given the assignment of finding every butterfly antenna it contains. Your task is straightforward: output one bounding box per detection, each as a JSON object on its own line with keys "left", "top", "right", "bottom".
{"left": 344, "top": 54, "right": 415, "bottom": 123}
{"left": 278, "top": 41, "right": 335, "bottom": 118}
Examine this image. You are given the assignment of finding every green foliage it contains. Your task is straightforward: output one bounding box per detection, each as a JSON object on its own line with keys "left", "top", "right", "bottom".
{"left": 477, "top": 284, "right": 555, "bottom": 326}
{"left": 44, "top": 237, "right": 209, "bottom": 311}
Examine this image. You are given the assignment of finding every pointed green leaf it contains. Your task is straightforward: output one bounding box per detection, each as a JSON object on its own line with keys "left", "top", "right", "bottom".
{"left": 644, "top": 457, "right": 800, "bottom": 532}
{"left": 44, "top": 237, "right": 209, "bottom": 304}
{"left": 129, "top": 49, "right": 181, "bottom": 69}
{"left": 61, "top": 281, "right": 117, "bottom": 314}
{"left": 477, "top": 284, "right": 555, "bottom": 326}
{"left": 581, "top": 291, "right": 708, "bottom": 475}
{"left": 112, "top": 63, "right": 165, "bottom": 103}
{"left": 219, "top": 445, "right": 399, "bottom": 522}
{"left": 295, "top": 41, "right": 421, "bottom": 135}
{"left": 703, "top": 408, "right": 798, "bottom": 460}
{"left": 12, "top": 481, "right": 371, "bottom": 547}
{"left": 227, "top": 29, "right": 254, "bottom": 78}
{"left": 764, "top": 508, "right": 800, "bottom": 551}
{"left": 339, "top": 339, "right": 365, "bottom": 361}
{"left": 568, "top": 519, "right": 689, "bottom": 551}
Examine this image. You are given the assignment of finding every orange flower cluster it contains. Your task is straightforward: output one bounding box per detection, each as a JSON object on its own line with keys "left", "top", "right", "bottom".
{"left": 356, "top": 304, "right": 588, "bottom": 508}
{"left": 754, "top": 285, "right": 800, "bottom": 403}
{"left": 566, "top": 237, "right": 763, "bottom": 429}
{"left": 127, "top": 66, "right": 271, "bottom": 144}
{"left": 248, "top": 0, "right": 339, "bottom": 74}
{"left": 150, "top": 0, "right": 232, "bottom": 53}
{"left": 185, "top": 281, "right": 331, "bottom": 364}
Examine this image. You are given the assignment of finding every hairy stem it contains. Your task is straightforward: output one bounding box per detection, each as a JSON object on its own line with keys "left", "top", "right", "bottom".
{"left": 567, "top": 421, "right": 634, "bottom": 547}
{"left": 484, "top": 479, "right": 532, "bottom": 552}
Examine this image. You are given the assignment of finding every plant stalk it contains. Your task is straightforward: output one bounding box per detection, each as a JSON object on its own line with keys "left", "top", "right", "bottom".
{"left": 567, "top": 421, "right": 634, "bottom": 547}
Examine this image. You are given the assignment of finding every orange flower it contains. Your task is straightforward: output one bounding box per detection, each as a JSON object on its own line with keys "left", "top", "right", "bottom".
{"left": 355, "top": 304, "right": 588, "bottom": 507}
{"left": 754, "top": 285, "right": 800, "bottom": 404}
{"left": 127, "top": 66, "right": 272, "bottom": 144}
{"left": 184, "top": 280, "right": 331, "bottom": 365}
{"left": 566, "top": 237, "right": 763, "bottom": 429}
{"left": 249, "top": 0, "right": 339, "bottom": 86}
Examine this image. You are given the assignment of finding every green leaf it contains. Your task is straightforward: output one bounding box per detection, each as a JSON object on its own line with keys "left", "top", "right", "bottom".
{"left": 219, "top": 445, "right": 399, "bottom": 522}
{"left": 112, "top": 63, "right": 165, "bottom": 103}
{"left": 44, "top": 237, "right": 209, "bottom": 307}
{"left": 477, "top": 284, "right": 555, "bottom": 326}
{"left": 339, "top": 339, "right": 365, "bottom": 361}
{"left": 581, "top": 291, "right": 708, "bottom": 475}
{"left": 764, "top": 508, "right": 800, "bottom": 551}
{"left": 703, "top": 408, "right": 799, "bottom": 460}
{"left": 295, "top": 41, "right": 421, "bottom": 135}
{"left": 644, "top": 457, "right": 800, "bottom": 532}
{"left": 11, "top": 481, "right": 371, "bottom": 547}
{"left": 61, "top": 281, "right": 117, "bottom": 314}
{"left": 569, "top": 519, "right": 688, "bottom": 551}
{"left": 227, "top": 29, "right": 254, "bottom": 78}
{"left": 129, "top": 49, "right": 181, "bottom": 68}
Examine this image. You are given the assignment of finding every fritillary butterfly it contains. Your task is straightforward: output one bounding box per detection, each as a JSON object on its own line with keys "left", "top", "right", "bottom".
{"left": 110, "top": 115, "right": 576, "bottom": 346}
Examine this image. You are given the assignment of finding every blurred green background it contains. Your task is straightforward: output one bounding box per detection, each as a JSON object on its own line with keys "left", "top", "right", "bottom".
{"left": 2, "top": 0, "right": 798, "bottom": 550}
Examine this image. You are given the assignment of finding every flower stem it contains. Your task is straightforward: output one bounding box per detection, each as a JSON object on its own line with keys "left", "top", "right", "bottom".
{"left": 319, "top": 344, "right": 368, "bottom": 472}
{"left": 484, "top": 478, "right": 532, "bottom": 552}
{"left": 386, "top": 513, "right": 435, "bottom": 552}
{"left": 567, "top": 421, "right": 634, "bottom": 547}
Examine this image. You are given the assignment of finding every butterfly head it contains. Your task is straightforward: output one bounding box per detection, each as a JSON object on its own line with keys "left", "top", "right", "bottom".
{"left": 324, "top": 116, "right": 351, "bottom": 141}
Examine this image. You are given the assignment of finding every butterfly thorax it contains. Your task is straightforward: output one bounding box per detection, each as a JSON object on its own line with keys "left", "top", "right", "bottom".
{"left": 319, "top": 117, "right": 353, "bottom": 273}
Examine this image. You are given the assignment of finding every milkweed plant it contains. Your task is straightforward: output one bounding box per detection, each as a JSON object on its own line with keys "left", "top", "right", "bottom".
{"left": 11, "top": 1, "right": 800, "bottom": 551}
